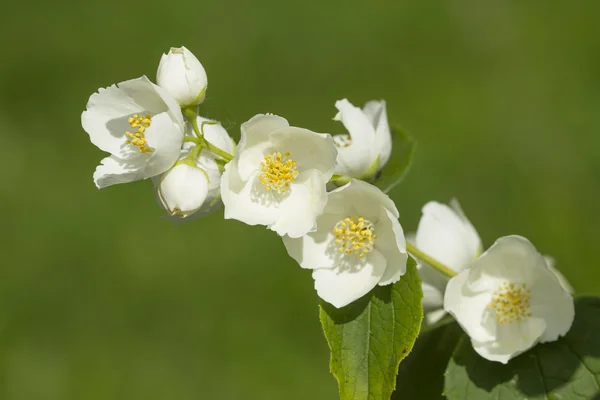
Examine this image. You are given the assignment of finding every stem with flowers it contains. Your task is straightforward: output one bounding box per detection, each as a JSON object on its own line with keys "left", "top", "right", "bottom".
{"left": 79, "top": 45, "right": 594, "bottom": 400}
{"left": 406, "top": 242, "right": 457, "bottom": 278}
{"left": 183, "top": 106, "right": 235, "bottom": 162}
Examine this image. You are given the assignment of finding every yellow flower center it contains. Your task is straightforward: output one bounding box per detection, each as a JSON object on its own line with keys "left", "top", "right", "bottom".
{"left": 333, "top": 216, "right": 376, "bottom": 259}
{"left": 125, "top": 114, "right": 152, "bottom": 153}
{"left": 258, "top": 151, "right": 299, "bottom": 193}
{"left": 489, "top": 282, "right": 532, "bottom": 325}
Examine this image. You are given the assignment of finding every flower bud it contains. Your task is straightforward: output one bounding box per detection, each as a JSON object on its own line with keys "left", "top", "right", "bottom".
{"left": 157, "top": 163, "right": 209, "bottom": 218}
{"left": 331, "top": 99, "right": 392, "bottom": 180}
{"left": 157, "top": 46, "right": 208, "bottom": 107}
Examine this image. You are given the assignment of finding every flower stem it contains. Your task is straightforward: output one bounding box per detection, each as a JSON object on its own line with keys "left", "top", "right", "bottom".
{"left": 183, "top": 136, "right": 202, "bottom": 144}
{"left": 182, "top": 106, "right": 234, "bottom": 162}
{"left": 205, "top": 141, "right": 234, "bottom": 162}
{"left": 406, "top": 242, "right": 457, "bottom": 278}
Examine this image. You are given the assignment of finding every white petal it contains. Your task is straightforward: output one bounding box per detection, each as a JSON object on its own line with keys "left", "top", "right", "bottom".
{"left": 362, "top": 100, "right": 392, "bottom": 168}
{"left": 281, "top": 213, "right": 342, "bottom": 270}
{"left": 334, "top": 99, "right": 375, "bottom": 148}
{"left": 418, "top": 259, "right": 451, "bottom": 302}
{"left": 544, "top": 255, "right": 575, "bottom": 294}
{"left": 93, "top": 155, "right": 147, "bottom": 188}
{"left": 361, "top": 100, "right": 385, "bottom": 131}
{"left": 270, "top": 170, "right": 328, "bottom": 238}
{"left": 236, "top": 114, "right": 288, "bottom": 180}
{"left": 196, "top": 117, "right": 235, "bottom": 155}
{"left": 449, "top": 198, "right": 483, "bottom": 256}
{"left": 333, "top": 99, "right": 376, "bottom": 176}
{"left": 471, "top": 340, "right": 513, "bottom": 364}
{"left": 375, "top": 207, "right": 408, "bottom": 286}
{"left": 82, "top": 82, "right": 146, "bottom": 156}
{"left": 327, "top": 179, "right": 399, "bottom": 222}
{"left": 312, "top": 249, "right": 387, "bottom": 308}
{"left": 199, "top": 158, "right": 223, "bottom": 192}
{"left": 220, "top": 161, "right": 279, "bottom": 226}
{"left": 334, "top": 144, "right": 375, "bottom": 177}
{"left": 193, "top": 117, "right": 235, "bottom": 192}
{"left": 444, "top": 270, "right": 496, "bottom": 343}
{"left": 530, "top": 265, "right": 575, "bottom": 343}
{"left": 425, "top": 309, "right": 447, "bottom": 325}
{"left": 415, "top": 201, "right": 481, "bottom": 273}
{"left": 270, "top": 127, "right": 338, "bottom": 179}
{"left": 117, "top": 76, "right": 185, "bottom": 129}
{"left": 421, "top": 277, "right": 445, "bottom": 310}
{"left": 141, "top": 112, "right": 185, "bottom": 178}
{"left": 467, "top": 236, "right": 539, "bottom": 291}
{"left": 472, "top": 317, "right": 546, "bottom": 364}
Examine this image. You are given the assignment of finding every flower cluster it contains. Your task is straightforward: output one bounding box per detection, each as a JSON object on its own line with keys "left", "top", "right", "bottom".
{"left": 82, "top": 46, "right": 234, "bottom": 218}
{"left": 81, "top": 46, "right": 575, "bottom": 365}
{"left": 412, "top": 201, "right": 574, "bottom": 363}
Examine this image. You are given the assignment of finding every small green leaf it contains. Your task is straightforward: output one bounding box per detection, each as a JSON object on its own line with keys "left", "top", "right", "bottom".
{"left": 444, "top": 296, "right": 600, "bottom": 400}
{"left": 374, "top": 127, "right": 416, "bottom": 194}
{"left": 319, "top": 258, "right": 423, "bottom": 400}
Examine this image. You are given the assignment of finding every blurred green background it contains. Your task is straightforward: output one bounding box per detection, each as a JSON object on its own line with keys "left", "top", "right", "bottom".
{"left": 2, "top": 0, "right": 599, "bottom": 398}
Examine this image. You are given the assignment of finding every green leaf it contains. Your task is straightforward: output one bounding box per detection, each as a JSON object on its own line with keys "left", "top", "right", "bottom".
{"left": 374, "top": 126, "right": 416, "bottom": 194}
{"left": 444, "top": 296, "right": 600, "bottom": 400}
{"left": 319, "top": 258, "right": 423, "bottom": 400}
{"left": 393, "top": 322, "right": 463, "bottom": 399}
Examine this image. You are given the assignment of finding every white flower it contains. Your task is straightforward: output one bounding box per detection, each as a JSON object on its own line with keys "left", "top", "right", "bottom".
{"left": 156, "top": 116, "right": 236, "bottom": 218}
{"left": 157, "top": 163, "right": 209, "bottom": 218}
{"left": 157, "top": 46, "right": 208, "bottom": 107}
{"left": 444, "top": 235, "right": 575, "bottom": 364}
{"left": 221, "top": 114, "right": 337, "bottom": 238}
{"left": 414, "top": 200, "right": 482, "bottom": 324}
{"left": 282, "top": 180, "right": 408, "bottom": 308}
{"left": 81, "top": 76, "right": 185, "bottom": 189}
{"left": 332, "top": 98, "right": 392, "bottom": 178}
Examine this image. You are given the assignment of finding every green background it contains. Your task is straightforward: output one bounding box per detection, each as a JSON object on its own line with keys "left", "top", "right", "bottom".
{"left": 2, "top": 0, "right": 599, "bottom": 398}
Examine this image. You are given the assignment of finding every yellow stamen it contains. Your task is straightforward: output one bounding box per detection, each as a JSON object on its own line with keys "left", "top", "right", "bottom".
{"left": 333, "top": 134, "right": 352, "bottom": 148}
{"left": 125, "top": 114, "right": 152, "bottom": 153}
{"left": 258, "top": 151, "right": 299, "bottom": 193}
{"left": 333, "top": 216, "right": 376, "bottom": 259}
{"left": 489, "top": 282, "right": 532, "bottom": 325}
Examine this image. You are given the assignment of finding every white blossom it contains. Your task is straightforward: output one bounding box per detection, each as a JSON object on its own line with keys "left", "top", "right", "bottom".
{"left": 81, "top": 76, "right": 185, "bottom": 188}
{"left": 156, "top": 46, "right": 208, "bottom": 107}
{"left": 414, "top": 200, "right": 482, "bottom": 324}
{"left": 283, "top": 180, "right": 408, "bottom": 308}
{"left": 444, "top": 235, "right": 575, "bottom": 364}
{"left": 156, "top": 116, "right": 235, "bottom": 219}
{"left": 332, "top": 98, "right": 392, "bottom": 178}
{"left": 221, "top": 114, "right": 337, "bottom": 238}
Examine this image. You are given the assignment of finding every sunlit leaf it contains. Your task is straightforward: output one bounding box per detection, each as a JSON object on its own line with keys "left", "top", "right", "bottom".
{"left": 320, "top": 258, "right": 423, "bottom": 400}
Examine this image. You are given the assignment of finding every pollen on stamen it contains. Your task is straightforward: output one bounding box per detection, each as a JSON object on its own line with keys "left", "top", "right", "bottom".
{"left": 488, "top": 281, "right": 532, "bottom": 325}
{"left": 333, "top": 216, "right": 376, "bottom": 259}
{"left": 258, "top": 151, "right": 299, "bottom": 193}
{"left": 333, "top": 134, "right": 352, "bottom": 148}
{"left": 125, "top": 114, "right": 153, "bottom": 153}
